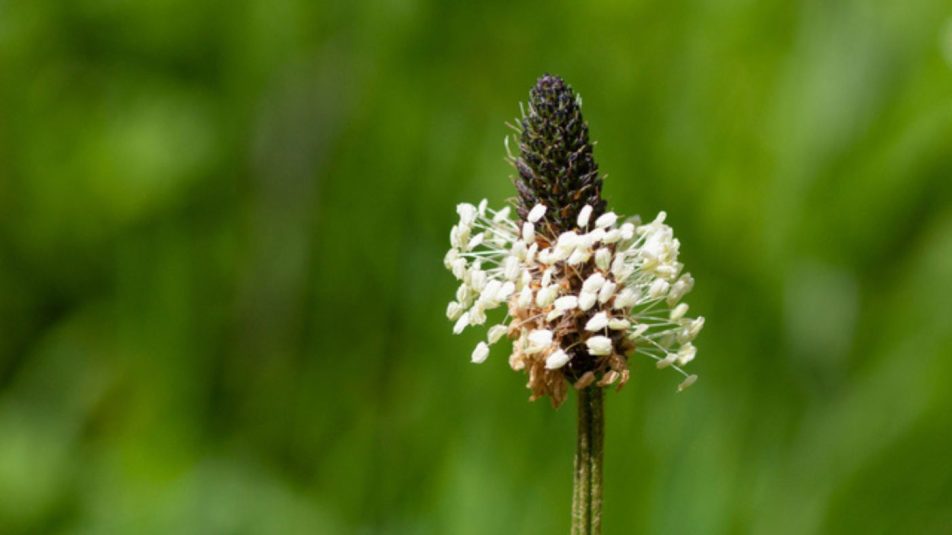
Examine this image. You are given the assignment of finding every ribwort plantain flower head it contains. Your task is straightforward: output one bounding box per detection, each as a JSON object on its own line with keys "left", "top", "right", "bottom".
{"left": 444, "top": 75, "right": 703, "bottom": 407}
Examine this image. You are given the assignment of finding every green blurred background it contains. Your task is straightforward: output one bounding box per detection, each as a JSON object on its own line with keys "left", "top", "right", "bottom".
{"left": 1, "top": 1, "right": 951, "bottom": 533}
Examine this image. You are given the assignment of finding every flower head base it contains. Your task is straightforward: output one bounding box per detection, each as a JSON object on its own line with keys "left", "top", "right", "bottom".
{"left": 444, "top": 200, "right": 703, "bottom": 407}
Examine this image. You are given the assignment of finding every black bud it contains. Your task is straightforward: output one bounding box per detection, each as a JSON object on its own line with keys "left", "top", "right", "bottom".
{"left": 513, "top": 74, "right": 606, "bottom": 230}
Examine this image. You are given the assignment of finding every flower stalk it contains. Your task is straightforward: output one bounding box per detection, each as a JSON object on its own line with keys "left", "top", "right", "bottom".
{"left": 573, "top": 386, "right": 603, "bottom": 535}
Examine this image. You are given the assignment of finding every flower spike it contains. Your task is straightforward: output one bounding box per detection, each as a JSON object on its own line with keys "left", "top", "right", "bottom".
{"left": 444, "top": 75, "right": 704, "bottom": 407}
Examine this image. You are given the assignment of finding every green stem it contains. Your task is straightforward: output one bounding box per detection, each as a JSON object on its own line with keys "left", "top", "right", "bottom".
{"left": 572, "top": 386, "right": 603, "bottom": 535}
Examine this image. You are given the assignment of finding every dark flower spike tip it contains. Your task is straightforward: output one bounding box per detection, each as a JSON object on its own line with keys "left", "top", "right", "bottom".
{"left": 514, "top": 74, "right": 607, "bottom": 232}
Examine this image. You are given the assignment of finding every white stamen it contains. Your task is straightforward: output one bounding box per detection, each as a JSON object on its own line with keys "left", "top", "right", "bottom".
{"left": 670, "top": 303, "right": 689, "bottom": 321}
{"left": 517, "top": 286, "right": 533, "bottom": 308}
{"left": 610, "top": 255, "right": 628, "bottom": 279}
{"left": 608, "top": 318, "right": 630, "bottom": 331}
{"left": 470, "top": 270, "right": 487, "bottom": 291}
{"left": 479, "top": 280, "right": 501, "bottom": 303}
{"left": 488, "top": 325, "right": 508, "bottom": 344}
{"left": 595, "top": 212, "right": 617, "bottom": 228}
{"left": 502, "top": 256, "right": 520, "bottom": 281}
{"left": 451, "top": 258, "right": 467, "bottom": 279}
{"left": 554, "top": 246, "right": 575, "bottom": 262}
{"left": 456, "top": 225, "right": 472, "bottom": 248}
{"left": 446, "top": 301, "right": 464, "bottom": 320}
{"left": 520, "top": 269, "right": 532, "bottom": 287}
{"left": 527, "top": 203, "right": 547, "bottom": 223}
{"left": 453, "top": 312, "right": 471, "bottom": 334}
{"left": 557, "top": 230, "right": 579, "bottom": 248}
{"left": 648, "top": 279, "right": 670, "bottom": 299}
{"left": 613, "top": 288, "right": 638, "bottom": 309}
{"left": 455, "top": 284, "right": 470, "bottom": 304}
{"left": 687, "top": 316, "right": 705, "bottom": 339}
{"left": 667, "top": 273, "right": 694, "bottom": 305}
{"left": 522, "top": 221, "right": 535, "bottom": 243}
{"left": 496, "top": 281, "right": 516, "bottom": 301}
{"left": 677, "top": 374, "right": 698, "bottom": 392}
{"left": 567, "top": 248, "right": 590, "bottom": 265}
{"left": 629, "top": 323, "right": 649, "bottom": 338}
{"left": 584, "top": 228, "right": 606, "bottom": 246}
{"left": 525, "top": 242, "right": 538, "bottom": 264}
{"left": 620, "top": 222, "right": 635, "bottom": 240}
{"left": 582, "top": 273, "right": 606, "bottom": 293}
{"left": 492, "top": 206, "right": 511, "bottom": 222}
{"left": 602, "top": 229, "right": 621, "bottom": 244}
{"left": 539, "top": 248, "right": 560, "bottom": 264}
{"left": 677, "top": 343, "right": 696, "bottom": 365}
{"left": 511, "top": 240, "right": 527, "bottom": 259}
{"left": 526, "top": 329, "right": 553, "bottom": 354}
{"left": 554, "top": 295, "right": 579, "bottom": 311}
{"left": 578, "top": 291, "right": 597, "bottom": 311}
{"left": 595, "top": 248, "right": 612, "bottom": 271}
{"left": 545, "top": 349, "right": 571, "bottom": 369}
{"left": 469, "top": 305, "right": 486, "bottom": 325}
{"left": 586, "top": 335, "right": 613, "bottom": 356}
{"left": 535, "top": 285, "right": 559, "bottom": 307}
{"left": 541, "top": 268, "right": 554, "bottom": 287}
{"left": 472, "top": 342, "right": 489, "bottom": 363}
{"left": 585, "top": 312, "right": 609, "bottom": 331}
{"left": 598, "top": 281, "right": 617, "bottom": 304}
{"left": 457, "top": 203, "right": 477, "bottom": 226}
{"left": 444, "top": 248, "right": 459, "bottom": 269}
{"left": 577, "top": 205, "right": 593, "bottom": 227}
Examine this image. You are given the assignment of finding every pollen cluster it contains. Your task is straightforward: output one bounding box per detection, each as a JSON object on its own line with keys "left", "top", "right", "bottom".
{"left": 444, "top": 200, "right": 703, "bottom": 407}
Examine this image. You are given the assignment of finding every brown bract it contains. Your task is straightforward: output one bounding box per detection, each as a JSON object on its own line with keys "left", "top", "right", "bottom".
{"left": 506, "top": 233, "right": 633, "bottom": 408}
